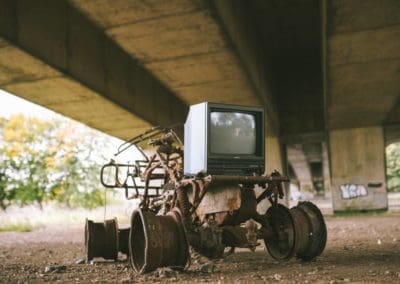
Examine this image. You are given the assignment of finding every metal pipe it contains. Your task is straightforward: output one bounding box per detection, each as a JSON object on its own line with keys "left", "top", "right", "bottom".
{"left": 207, "top": 174, "right": 289, "bottom": 185}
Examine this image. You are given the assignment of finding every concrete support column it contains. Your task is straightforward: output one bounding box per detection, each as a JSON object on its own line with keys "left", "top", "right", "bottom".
{"left": 322, "top": 142, "right": 331, "bottom": 196}
{"left": 329, "top": 126, "right": 388, "bottom": 212}
{"left": 265, "top": 136, "right": 284, "bottom": 173}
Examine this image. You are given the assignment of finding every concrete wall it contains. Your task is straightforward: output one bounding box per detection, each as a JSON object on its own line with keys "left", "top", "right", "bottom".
{"left": 329, "top": 127, "right": 388, "bottom": 211}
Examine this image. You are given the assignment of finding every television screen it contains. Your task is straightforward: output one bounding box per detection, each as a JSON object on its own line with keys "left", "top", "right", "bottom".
{"left": 210, "top": 111, "right": 256, "bottom": 155}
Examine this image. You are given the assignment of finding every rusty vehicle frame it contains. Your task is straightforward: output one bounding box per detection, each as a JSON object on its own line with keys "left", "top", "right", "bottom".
{"left": 86, "top": 125, "right": 327, "bottom": 274}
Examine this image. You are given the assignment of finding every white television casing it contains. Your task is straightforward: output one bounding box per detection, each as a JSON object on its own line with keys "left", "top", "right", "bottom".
{"left": 184, "top": 102, "right": 265, "bottom": 176}
{"left": 184, "top": 102, "right": 208, "bottom": 175}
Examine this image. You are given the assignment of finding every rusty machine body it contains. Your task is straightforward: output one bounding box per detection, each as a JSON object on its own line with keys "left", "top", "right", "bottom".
{"left": 87, "top": 103, "right": 327, "bottom": 274}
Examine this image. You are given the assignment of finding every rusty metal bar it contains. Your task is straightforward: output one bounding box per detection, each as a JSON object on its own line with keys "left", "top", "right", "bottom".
{"left": 206, "top": 174, "right": 289, "bottom": 185}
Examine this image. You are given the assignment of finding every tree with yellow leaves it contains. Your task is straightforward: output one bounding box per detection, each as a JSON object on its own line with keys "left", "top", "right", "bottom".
{"left": 0, "top": 114, "right": 112, "bottom": 210}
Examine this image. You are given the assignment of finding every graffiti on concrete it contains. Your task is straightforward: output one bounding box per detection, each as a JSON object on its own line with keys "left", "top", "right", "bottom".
{"left": 340, "top": 184, "right": 368, "bottom": 199}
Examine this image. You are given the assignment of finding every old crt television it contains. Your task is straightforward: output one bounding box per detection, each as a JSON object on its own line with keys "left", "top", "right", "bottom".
{"left": 184, "top": 102, "right": 265, "bottom": 176}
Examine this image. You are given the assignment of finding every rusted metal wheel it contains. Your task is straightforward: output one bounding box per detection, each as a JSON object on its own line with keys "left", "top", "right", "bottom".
{"left": 85, "top": 218, "right": 119, "bottom": 262}
{"left": 118, "top": 228, "right": 130, "bottom": 256}
{"left": 292, "top": 201, "right": 327, "bottom": 261}
{"left": 129, "top": 208, "right": 190, "bottom": 274}
{"left": 264, "top": 204, "right": 297, "bottom": 260}
{"left": 290, "top": 206, "right": 312, "bottom": 256}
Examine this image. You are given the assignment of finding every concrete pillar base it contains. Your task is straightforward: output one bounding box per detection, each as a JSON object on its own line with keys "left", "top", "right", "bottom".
{"left": 329, "top": 127, "right": 388, "bottom": 212}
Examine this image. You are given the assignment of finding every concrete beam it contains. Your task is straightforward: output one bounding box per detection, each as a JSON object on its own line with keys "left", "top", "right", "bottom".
{"left": 327, "top": 39, "right": 400, "bottom": 128}
{"left": 328, "top": 0, "right": 400, "bottom": 34}
{"left": 240, "top": 0, "right": 324, "bottom": 139}
{"left": 0, "top": 38, "right": 151, "bottom": 140}
{"left": 329, "top": 25, "right": 400, "bottom": 66}
{"left": 211, "top": 0, "right": 280, "bottom": 135}
{"left": 327, "top": 0, "right": 400, "bottom": 129}
{"left": 72, "top": 0, "right": 262, "bottom": 113}
{"left": 0, "top": 0, "right": 188, "bottom": 136}
{"left": 71, "top": 0, "right": 202, "bottom": 29}
{"left": 281, "top": 131, "right": 326, "bottom": 145}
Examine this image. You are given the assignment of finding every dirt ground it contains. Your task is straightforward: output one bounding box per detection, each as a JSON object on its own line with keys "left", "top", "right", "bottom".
{"left": 1, "top": 215, "right": 400, "bottom": 283}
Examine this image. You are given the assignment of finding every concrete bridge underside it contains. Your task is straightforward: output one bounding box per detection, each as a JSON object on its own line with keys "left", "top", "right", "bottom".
{"left": 0, "top": 0, "right": 400, "bottom": 210}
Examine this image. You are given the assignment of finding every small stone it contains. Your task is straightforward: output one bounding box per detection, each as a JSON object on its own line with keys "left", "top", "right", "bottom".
{"left": 44, "top": 265, "right": 66, "bottom": 274}
{"left": 154, "top": 267, "right": 176, "bottom": 278}
{"left": 273, "top": 273, "right": 282, "bottom": 281}
{"left": 343, "top": 279, "right": 350, "bottom": 282}
{"left": 329, "top": 280, "right": 337, "bottom": 284}
{"left": 75, "top": 258, "right": 85, "bottom": 264}
{"left": 377, "top": 239, "right": 382, "bottom": 245}
{"left": 307, "top": 270, "right": 317, "bottom": 275}
{"left": 120, "top": 277, "right": 131, "bottom": 283}
{"left": 385, "top": 270, "right": 390, "bottom": 275}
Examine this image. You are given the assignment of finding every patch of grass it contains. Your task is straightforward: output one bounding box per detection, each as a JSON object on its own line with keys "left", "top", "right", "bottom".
{"left": 0, "top": 223, "right": 34, "bottom": 232}
{"left": 0, "top": 201, "right": 134, "bottom": 231}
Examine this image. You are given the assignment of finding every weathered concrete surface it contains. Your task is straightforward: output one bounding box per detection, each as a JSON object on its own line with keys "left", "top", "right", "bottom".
{"left": 71, "top": 0, "right": 262, "bottom": 108}
{"left": 322, "top": 142, "right": 331, "bottom": 194}
{"left": 211, "top": 0, "right": 278, "bottom": 134}
{"left": 0, "top": 38, "right": 150, "bottom": 140}
{"left": 287, "top": 145, "right": 314, "bottom": 191}
{"left": 329, "top": 127, "right": 388, "bottom": 211}
{"left": 1, "top": 0, "right": 327, "bottom": 141}
{"left": 286, "top": 141, "right": 329, "bottom": 194}
{"left": 320, "top": 1, "right": 400, "bottom": 210}
{"left": 326, "top": 0, "right": 400, "bottom": 129}
{"left": 213, "top": 0, "right": 324, "bottom": 138}
{"left": 265, "top": 136, "right": 283, "bottom": 174}
{"left": 0, "top": 0, "right": 188, "bottom": 140}
{"left": 1, "top": 0, "right": 400, "bottom": 206}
